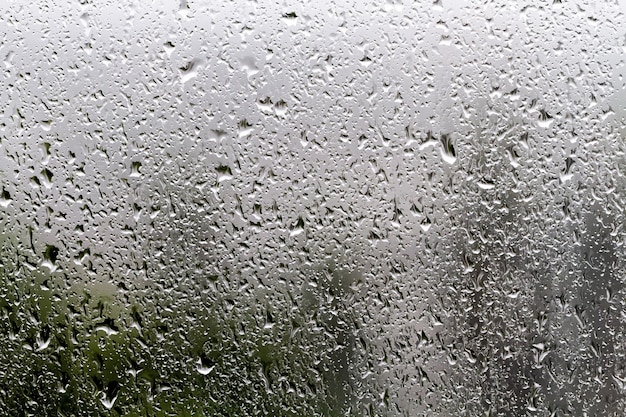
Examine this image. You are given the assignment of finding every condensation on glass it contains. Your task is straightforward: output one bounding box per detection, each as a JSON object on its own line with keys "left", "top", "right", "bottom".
{"left": 1, "top": 0, "right": 626, "bottom": 415}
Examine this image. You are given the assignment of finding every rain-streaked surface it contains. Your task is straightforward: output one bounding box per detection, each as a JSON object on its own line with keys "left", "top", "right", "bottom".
{"left": 1, "top": 0, "right": 626, "bottom": 415}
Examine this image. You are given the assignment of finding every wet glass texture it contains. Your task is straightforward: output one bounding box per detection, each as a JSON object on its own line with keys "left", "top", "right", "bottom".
{"left": 2, "top": 0, "right": 626, "bottom": 415}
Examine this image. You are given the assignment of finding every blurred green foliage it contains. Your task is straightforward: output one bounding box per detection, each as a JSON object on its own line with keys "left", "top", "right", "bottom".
{"left": 0, "top": 231, "right": 359, "bottom": 416}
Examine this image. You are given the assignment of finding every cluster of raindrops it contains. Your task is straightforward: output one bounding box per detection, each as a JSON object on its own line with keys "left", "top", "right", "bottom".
{"left": 1, "top": 0, "right": 626, "bottom": 415}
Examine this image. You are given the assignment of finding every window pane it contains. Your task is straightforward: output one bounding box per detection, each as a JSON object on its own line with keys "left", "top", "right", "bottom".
{"left": 1, "top": 1, "right": 626, "bottom": 415}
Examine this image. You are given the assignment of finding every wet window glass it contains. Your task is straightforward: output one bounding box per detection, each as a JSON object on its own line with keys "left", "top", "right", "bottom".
{"left": 1, "top": 1, "right": 626, "bottom": 415}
